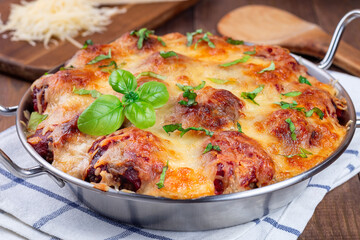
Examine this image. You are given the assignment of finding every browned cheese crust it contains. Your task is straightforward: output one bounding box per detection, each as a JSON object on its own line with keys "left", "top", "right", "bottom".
{"left": 26, "top": 32, "right": 347, "bottom": 199}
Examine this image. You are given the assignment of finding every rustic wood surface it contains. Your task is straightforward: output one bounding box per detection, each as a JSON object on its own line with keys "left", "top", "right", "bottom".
{"left": 0, "top": 0, "right": 360, "bottom": 239}
{"left": 0, "top": 0, "right": 198, "bottom": 81}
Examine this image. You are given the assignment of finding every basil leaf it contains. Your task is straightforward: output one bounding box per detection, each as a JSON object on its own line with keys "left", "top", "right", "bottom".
{"left": 281, "top": 91, "right": 302, "bottom": 97}
{"left": 241, "top": 84, "right": 264, "bottom": 105}
{"left": 258, "top": 61, "right": 275, "bottom": 73}
{"left": 274, "top": 101, "right": 305, "bottom": 112}
{"left": 243, "top": 48, "right": 256, "bottom": 55}
{"left": 123, "top": 91, "right": 140, "bottom": 104}
{"left": 99, "top": 61, "right": 118, "bottom": 69}
{"left": 136, "top": 71, "right": 167, "bottom": 80}
{"left": 226, "top": 37, "right": 244, "bottom": 45}
{"left": 285, "top": 118, "right": 297, "bottom": 141}
{"left": 203, "top": 143, "right": 221, "bottom": 154}
{"left": 73, "top": 87, "right": 102, "bottom": 98}
{"left": 207, "top": 78, "right": 229, "bottom": 84}
{"left": 186, "top": 29, "right": 203, "bottom": 47}
{"left": 157, "top": 37, "right": 166, "bottom": 47}
{"left": 194, "top": 32, "right": 215, "bottom": 49}
{"left": 109, "top": 69, "right": 137, "bottom": 94}
{"left": 237, "top": 122, "right": 243, "bottom": 133}
{"left": 219, "top": 55, "right": 251, "bottom": 67}
{"left": 299, "top": 75, "right": 312, "bottom": 86}
{"left": 159, "top": 51, "right": 178, "bottom": 59}
{"left": 130, "top": 28, "right": 155, "bottom": 49}
{"left": 176, "top": 81, "right": 205, "bottom": 106}
{"left": 82, "top": 39, "right": 93, "bottom": 49}
{"left": 305, "top": 107, "right": 324, "bottom": 120}
{"left": 125, "top": 101, "right": 156, "bottom": 129}
{"left": 162, "top": 123, "right": 213, "bottom": 137}
{"left": 77, "top": 95, "right": 124, "bottom": 136}
{"left": 156, "top": 160, "right": 169, "bottom": 189}
{"left": 137, "top": 82, "right": 169, "bottom": 108}
{"left": 28, "top": 112, "right": 48, "bottom": 131}
{"left": 87, "top": 49, "right": 111, "bottom": 65}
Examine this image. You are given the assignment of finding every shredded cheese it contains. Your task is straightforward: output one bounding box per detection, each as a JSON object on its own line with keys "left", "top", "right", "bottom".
{"left": 0, "top": 0, "right": 126, "bottom": 48}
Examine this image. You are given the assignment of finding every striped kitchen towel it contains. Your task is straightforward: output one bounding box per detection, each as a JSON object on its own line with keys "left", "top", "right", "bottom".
{"left": 0, "top": 70, "right": 359, "bottom": 240}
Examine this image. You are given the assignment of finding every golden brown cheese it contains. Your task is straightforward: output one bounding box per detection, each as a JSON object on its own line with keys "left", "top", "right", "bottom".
{"left": 27, "top": 32, "right": 347, "bottom": 199}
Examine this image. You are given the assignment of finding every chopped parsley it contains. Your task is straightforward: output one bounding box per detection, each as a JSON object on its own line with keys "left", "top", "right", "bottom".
{"left": 258, "top": 61, "right": 275, "bottom": 73}
{"left": 176, "top": 81, "right": 205, "bottom": 107}
{"left": 226, "top": 37, "right": 244, "bottom": 45}
{"left": 82, "top": 39, "right": 94, "bottom": 49}
{"left": 299, "top": 75, "right": 312, "bottom": 86}
{"left": 156, "top": 160, "right": 169, "bottom": 189}
{"left": 159, "top": 51, "right": 178, "bottom": 58}
{"left": 219, "top": 55, "right": 251, "bottom": 67}
{"left": 203, "top": 143, "right": 221, "bottom": 154}
{"left": 87, "top": 49, "right": 112, "bottom": 65}
{"left": 241, "top": 84, "right": 264, "bottom": 105}
{"left": 285, "top": 118, "right": 297, "bottom": 141}
{"left": 73, "top": 87, "right": 102, "bottom": 98}
{"left": 130, "top": 28, "right": 154, "bottom": 49}
{"left": 163, "top": 123, "right": 214, "bottom": 137}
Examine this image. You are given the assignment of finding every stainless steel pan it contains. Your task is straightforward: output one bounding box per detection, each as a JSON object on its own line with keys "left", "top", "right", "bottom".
{"left": 1, "top": 10, "right": 360, "bottom": 231}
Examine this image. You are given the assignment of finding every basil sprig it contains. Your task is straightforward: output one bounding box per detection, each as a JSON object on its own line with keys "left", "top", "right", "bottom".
{"left": 285, "top": 118, "right": 297, "bottom": 141}
{"left": 219, "top": 55, "right": 250, "bottom": 67}
{"left": 258, "top": 61, "right": 275, "bottom": 73}
{"left": 82, "top": 39, "right": 93, "bottom": 49}
{"left": 87, "top": 49, "right": 112, "bottom": 65}
{"left": 241, "top": 84, "right": 264, "bottom": 105}
{"left": 156, "top": 160, "right": 169, "bottom": 189}
{"left": 299, "top": 75, "right": 312, "bottom": 86}
{"left": 274, "top": 101, "right": 324, "bottom": 120}
{"left": 77, "top": 69, "right": 169, "bottom": 135}
{"left": 28, "top": 112, "right": 48, "bottom": 131}
{"left": 226, "top": 37, "right": 244, "bottom": 45}
{"left": 203, "top": 143, "right": 221, "bottom": 154}
{"left": 73, "top": 87, "right": 102, "bottom": 98}
{"left": 281, "top": 148, "right": 313, "bottom": 158}
{"left": 194, "top": 32, "right": 215, "bottom": 49}
{"left": 159, "top": 51, "right": 178, "bottom": 59}
{"left": 130, "top": 28, "right": 154, "bottom": 49}
{"left": 186, "top": 29, "right": 203, "bottom": 47}
{"left": 176, "top": 81, "right": 205, "bottom": 107}
{"left": 163, "top": 123, "right": 214, "bottom": 137}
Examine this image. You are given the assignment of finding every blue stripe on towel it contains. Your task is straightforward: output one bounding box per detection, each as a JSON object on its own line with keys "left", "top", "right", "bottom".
{"left": 0, "top": 179, "right": 21, "bottom": 191}
{"left": 345, "top": 149, "right": 359, "bottom": 156}
{"left": 307, "top": 184, "right": 331, "bottom": 192}
{"left": 105, "top": 228, "right": 140, "bottom": 240}
{"left": 346, "top": 164, "right": 355, "bottom": 172}
{"left": 0, "top": 167, "right": 172, "bottom": 240}
{"left": 263, "top": 217, "right": 301, "bottom": 236}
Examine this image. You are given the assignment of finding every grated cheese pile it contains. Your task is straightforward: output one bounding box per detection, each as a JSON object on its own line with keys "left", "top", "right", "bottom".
{"left": 0, "top": 0, "right": 126, "bottom": 48}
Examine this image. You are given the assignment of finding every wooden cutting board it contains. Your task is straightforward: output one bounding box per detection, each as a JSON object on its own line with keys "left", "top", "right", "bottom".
{"left": 0, "top": 0, "right": 199, "bottom": 81}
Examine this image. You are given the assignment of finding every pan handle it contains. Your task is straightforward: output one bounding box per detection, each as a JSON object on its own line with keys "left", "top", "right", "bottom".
{"left": 318, "top": 9, "right": 360, "bottom": 70}
{"left": 0, "top": 148, "right": 65, "bottom": 188}
{"left": 0, "top": 105, "right": 18, "bottom": 116}
{"left": 357, "top": 119, "right": 360, "bottom": 128}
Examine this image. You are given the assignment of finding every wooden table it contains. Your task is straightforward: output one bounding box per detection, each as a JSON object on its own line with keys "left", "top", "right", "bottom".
{"left": 1, "top": 0, "right": 360, "bottom": 238}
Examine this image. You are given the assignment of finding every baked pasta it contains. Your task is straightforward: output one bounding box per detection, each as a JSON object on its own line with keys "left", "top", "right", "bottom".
{"left": 26, "top": 30, "right": 347, "bottom": 199}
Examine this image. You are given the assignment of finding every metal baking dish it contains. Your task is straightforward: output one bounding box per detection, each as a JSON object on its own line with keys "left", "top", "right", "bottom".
{"left": 0, "top": 10, "right": 360, "bottom": 231}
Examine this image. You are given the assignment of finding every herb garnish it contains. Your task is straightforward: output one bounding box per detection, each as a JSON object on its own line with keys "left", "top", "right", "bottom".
{"left": 305, "top": 107, "right": 324, "bottom": 120}
{"left": 237, "top": 122, "right": 243, "bottom": 133}
{"left": 87, "top": 49, "right": 112, "bottom": 65}
{"left": 156, "top": 160, "right": 169, "bottom": 189}
{"left": 219, "top": 55, "right": 250, "bottom": 67}
{"left": 136, "top": 71, "right": 167, "bottom": 80}
{"left": 159, "top": 51, "right": 178, "bottom": 59}
{"left": 77, "top": 69, "right": 169, "bottom": 135}
{"left": 186, "top": 29, "right": 203, "bottom": 47}
{"left": 285, "top": 118, "right": 297, "bottom": 141}
{"left": 157, "top": 37, "right": 166, "bottom": 46}
{"left": 60, "top": 65, "right": 75, "bottom": 71}
{"left": 82, "top": 39, "right": 94, "bottom": 49}
{"left": 226, "top": 37, "right": 244, "bottom": 45}
{"left": 207, "top": 78, "right": 229, "bottom": 84}
{"left": 176, "top": 81, "right": 205, "bottom": 107}
{"left": 28, "top": 112, "right": 48, "bottom": 131}
{"left": 258, "top": 61, "right": 275, "bottom": 73}
{"left": 281, "top": 91, "right": 302, "bottom": 97}
{"left": 73, "top": 87, "right": 102, "bottom": 98}
{"left": 203, "top": 143, "right": 221, "bottom": 154}
{"left": 194, "top": 32, "right": 215, "bottom": 49}
{"left": 241, "top": 84, "right": 264, "bottom": 105}
{"left": 299, "top": 75, "right": 312, "bottom": 86}
{"left": 274, "top": 101, "right": 324, "bottom": 120}
{"left": 130, "top": 28, "right": 155, "bottom": 49}
{"left": 243, "top": 48, "right": 256, "bottom": 55}
{"left": 163, "top": 123, "right": 214, "bottom": 137}
{"left": 99, "top": 60, "right": 118, "bottom": 69}
{"left": 281, "top": 148, "right": 313, "bottom": 158}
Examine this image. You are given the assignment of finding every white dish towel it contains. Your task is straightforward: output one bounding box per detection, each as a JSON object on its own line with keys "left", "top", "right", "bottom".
{"left": 0, "top": 71, "right": 359, "bottom": 240}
